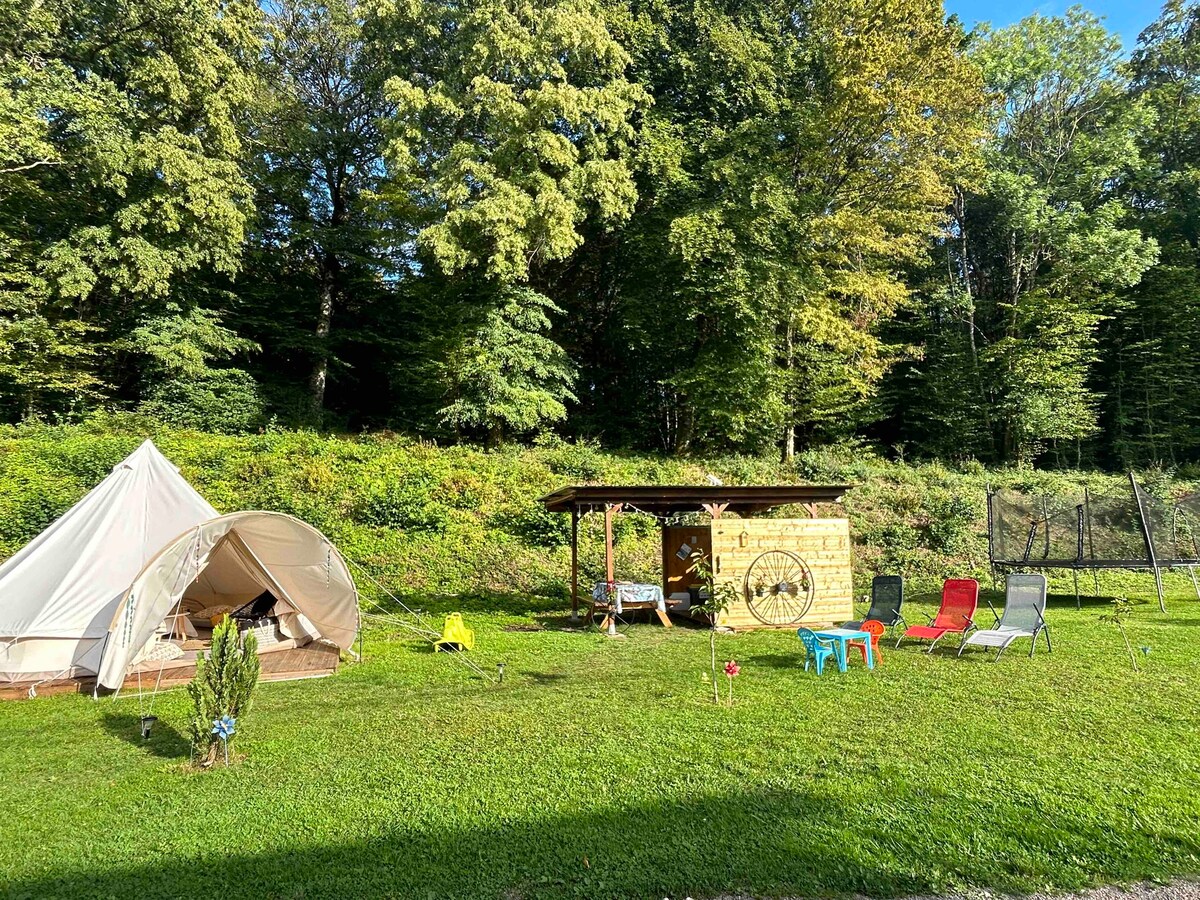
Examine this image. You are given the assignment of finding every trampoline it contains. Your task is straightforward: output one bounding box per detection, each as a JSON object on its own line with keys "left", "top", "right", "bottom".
{"left": 987, "top": 473, "right": 1200, "bottom": 612}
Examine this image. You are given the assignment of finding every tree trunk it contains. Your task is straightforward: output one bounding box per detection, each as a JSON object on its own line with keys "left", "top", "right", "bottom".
{"left": 781, "top": 321, "right": 796, "bottom": 463}
{"left": 308, "top": 259, "right": 335, "bottom": 417}
{"left": 675, "top": 403, "right": 694, "bottom": 455}
{"left": 309, "top": 166, "right": 347, "bottom": 418}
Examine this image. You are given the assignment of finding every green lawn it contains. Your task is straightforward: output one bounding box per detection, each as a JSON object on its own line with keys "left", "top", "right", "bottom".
{"left": 2, "top": 575, "right": 1199, "bottom": 900}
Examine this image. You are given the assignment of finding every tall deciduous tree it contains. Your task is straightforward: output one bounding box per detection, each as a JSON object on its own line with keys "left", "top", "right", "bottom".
{"left": 376, "top": 0, "right": 646, "bottom": 280}
{"left": 0, "top": 0, "right": 262, "bottom": 419}
{"left": 1101, "top": 0, "right": 1200, "bottom": 465}
{"left": 372, "top": 0, "right": 645, "bottom": 441}
{"left": 894, "top": 9, "right": 1157, "bottom": 463}
{"left": 564, "top": 0, "right": 984, "bottom": 455}
{"left": 242, "top": 0, "right": 392, "bottom": 420}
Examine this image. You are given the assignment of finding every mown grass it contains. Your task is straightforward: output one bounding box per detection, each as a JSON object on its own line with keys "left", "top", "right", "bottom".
{"left": 2, "top": 573, "right": 1198, "bottom": 900}
{"left": 2, "top": 423, "right": 1198, "bottom": 897}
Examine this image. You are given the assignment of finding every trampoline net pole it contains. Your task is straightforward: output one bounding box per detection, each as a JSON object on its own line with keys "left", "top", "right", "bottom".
{"left": 1131, "top": 472, "right": 1167, "bottom": 613}
{"left": 986, "top": 488, "right": 998, "bottom": 593}
{"left": 1084, "top": 486, "right": 1100, "bottom": 597}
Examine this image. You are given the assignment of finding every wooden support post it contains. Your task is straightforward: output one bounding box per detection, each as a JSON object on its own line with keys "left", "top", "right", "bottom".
{"left": 604, "top": 503, "right": 623, "bottom": 584}
{"left": 570, "top": 506, "right": 580, "bottom": 621}
{"left": 702, "top": 502, "right": 728, "bottom": 520}
{"left": 661, "top": 524, "right": 670, "bottom": 600}
{"left": 802, "top": 503, "right": 817, "bottom": 518}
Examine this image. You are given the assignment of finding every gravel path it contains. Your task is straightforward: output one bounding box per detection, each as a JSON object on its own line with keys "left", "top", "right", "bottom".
{"left": 900, "top": 879, "right": 1200, "bottom": 900}
{"left": 709, "top": 880, "right": 1200, "bottom": 900}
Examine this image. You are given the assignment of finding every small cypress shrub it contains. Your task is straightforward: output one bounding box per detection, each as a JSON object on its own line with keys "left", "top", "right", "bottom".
{"left": 187, "top": 617, "right": 261, "bottom": 767}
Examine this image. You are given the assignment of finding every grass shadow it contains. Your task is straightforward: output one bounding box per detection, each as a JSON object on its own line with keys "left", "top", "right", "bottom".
{"left": 100, "top": 712, "right": 190, "bottom": 760}
{"left": 524, "top": 671, "right": 571, "bottom": 686}
{"left": 1143, "top": 616, "right": 1200, "bottom": 628}
{"left": 1047, "top": 593, "right": 1113, "bottom": 609}
{"left": 533, "top": 612, "right": 590, "bottom": 632}
{"left": 743, "top": 651, "right": 802, "bottom": 670}
{"left": 10, "top": 782, "right": 1196, "bottom": 900}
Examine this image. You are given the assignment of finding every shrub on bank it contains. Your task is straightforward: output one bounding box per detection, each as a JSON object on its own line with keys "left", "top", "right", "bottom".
{"left": 0, "top": 417, "right": 1186, "bottom": 600}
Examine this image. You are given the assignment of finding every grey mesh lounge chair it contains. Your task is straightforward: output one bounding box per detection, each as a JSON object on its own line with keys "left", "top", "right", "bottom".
{"left": 958, "top": 573, "right": 1051, "bottom": 660}
{"left": 845, "top": 575, "right": 906, "bottom": 631}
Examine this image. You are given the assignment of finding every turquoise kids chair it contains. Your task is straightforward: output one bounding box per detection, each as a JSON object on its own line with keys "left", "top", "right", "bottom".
{"left": 797, "top": 627, "right": 838, "bottom": 675}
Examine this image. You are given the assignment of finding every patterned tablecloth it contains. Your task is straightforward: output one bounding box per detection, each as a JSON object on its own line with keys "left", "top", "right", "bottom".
{"left": 591, "top": 582, "right": 667, "bottom": 614}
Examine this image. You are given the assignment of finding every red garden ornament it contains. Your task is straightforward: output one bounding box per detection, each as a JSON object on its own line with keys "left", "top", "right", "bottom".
{"left": 723, "top": 660, "right": 740, "bottom": 706}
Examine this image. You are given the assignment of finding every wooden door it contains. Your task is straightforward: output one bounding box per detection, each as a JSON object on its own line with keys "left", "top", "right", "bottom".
{"left": 662, "top": 525, "right": 712, "bottom": 599}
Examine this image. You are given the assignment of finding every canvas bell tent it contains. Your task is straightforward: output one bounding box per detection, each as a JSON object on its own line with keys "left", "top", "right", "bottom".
{"left": 0, "top": 441, "right": 358, "bottom": 697}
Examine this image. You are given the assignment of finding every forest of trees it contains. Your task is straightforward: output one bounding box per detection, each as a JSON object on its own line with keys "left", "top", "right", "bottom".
{"left": 2, "top": 0, "right": 1199, "bottom": 468}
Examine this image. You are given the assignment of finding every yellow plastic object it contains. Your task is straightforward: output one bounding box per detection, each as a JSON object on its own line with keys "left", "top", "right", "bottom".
{"left": 433, "top": 613, "right": 475, "bottom": 652}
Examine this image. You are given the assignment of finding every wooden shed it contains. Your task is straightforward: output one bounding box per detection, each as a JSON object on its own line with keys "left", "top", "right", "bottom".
{"left": 540, "top": 485, "right": 854, "bottom": 631}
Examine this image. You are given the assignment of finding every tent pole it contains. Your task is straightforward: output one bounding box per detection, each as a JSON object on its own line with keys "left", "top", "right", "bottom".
{"left": 569, "top": 507, "right": 580, "bottom": 623}
{"left": 1190, "top": 565, "right": 1200, "bottom": 601}
{"left": 1073, "top": 568, "right": 1080, "bottom": 609}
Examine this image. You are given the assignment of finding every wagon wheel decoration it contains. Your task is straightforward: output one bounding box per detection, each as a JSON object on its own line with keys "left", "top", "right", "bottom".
{"left": 743, "top": 550, "right": 815, "bottom": 625}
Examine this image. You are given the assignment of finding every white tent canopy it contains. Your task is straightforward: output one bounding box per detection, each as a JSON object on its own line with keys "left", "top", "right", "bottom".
{"left": 0, "top": 441, "right": 218, "bottom": 684}
{"left": 98, "top": 511, "right": 358, "bottom": 688}
{"left": 0, "top": 440, "right": 357, "bottom": 691}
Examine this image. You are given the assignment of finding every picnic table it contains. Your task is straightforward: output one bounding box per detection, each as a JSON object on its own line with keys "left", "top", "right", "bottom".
{"left": 813, "top": 627, "right": 874, "bottom": 672}
{"left": 590, "top": 582, "right": 673, "bottom": 628}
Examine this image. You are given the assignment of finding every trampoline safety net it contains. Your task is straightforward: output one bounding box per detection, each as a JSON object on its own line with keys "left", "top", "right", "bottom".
{"left": 989, "top": 477, "right": 1200, "bottom": 569}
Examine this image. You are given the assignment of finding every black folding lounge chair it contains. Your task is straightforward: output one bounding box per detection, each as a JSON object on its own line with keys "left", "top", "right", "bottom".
{"left": 230, "top": 590, "right": 276, "bottom": 624}
{"left": 844, "top": 575, "right": 906, "bottom": 630}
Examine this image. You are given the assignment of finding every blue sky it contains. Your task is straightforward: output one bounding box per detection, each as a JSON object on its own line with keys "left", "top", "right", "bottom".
{"left": 945, "top": 0, "right": 1164, "bottom": 50}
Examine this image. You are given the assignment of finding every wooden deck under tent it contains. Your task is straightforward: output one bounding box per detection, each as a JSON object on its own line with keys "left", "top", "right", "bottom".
{"left": 1, "top": 633, "right": 341, "bottom": 700}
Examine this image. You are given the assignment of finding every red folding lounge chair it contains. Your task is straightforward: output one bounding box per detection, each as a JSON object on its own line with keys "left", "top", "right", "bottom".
{"left": 896, "top": 578, "right": 979, "bottom": 653}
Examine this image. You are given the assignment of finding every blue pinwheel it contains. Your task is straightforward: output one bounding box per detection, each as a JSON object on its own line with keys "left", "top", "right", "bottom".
{"left": 211, "top": 715, "right": 236, "bottom": 765}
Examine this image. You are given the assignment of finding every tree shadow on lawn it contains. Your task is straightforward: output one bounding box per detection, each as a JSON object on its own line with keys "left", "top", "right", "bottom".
{"left": 432, "top": 589, "right": 570, "bottom": 620}
{"left": 524, "top": 670, "right": 572, "bottom": 686}
{"left": 741, "top": 651, "right": 803, "bottom": 670}
{"left": 99, "top": 711, "right": 191, "bottom": 760}
{"left": 1141, "top": 615, "right": 1200, "bottom": 628}
{"left": 8, "top": 784, "right": 1197, "bottom": 900}
{"left": 1045, "top": 594, "right": 1114, "bottom": 609}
